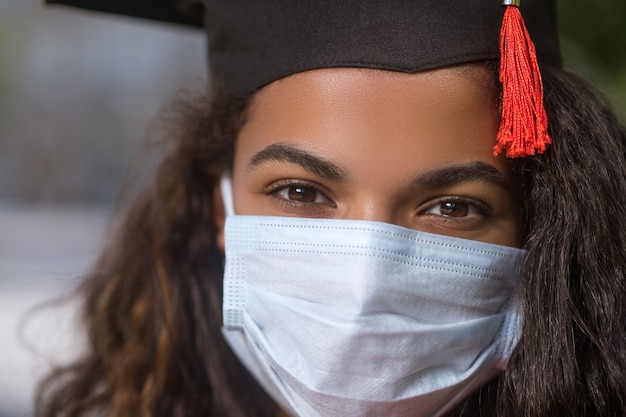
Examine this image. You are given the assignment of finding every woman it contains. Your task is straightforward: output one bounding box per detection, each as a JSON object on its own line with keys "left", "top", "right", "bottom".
{"left": 39, "top": 1, "right": 626, "bottom": 416}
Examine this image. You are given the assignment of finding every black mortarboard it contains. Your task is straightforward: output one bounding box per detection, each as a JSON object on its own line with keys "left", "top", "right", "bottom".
{"left": 47, "top": 0, "right": 562, "bottom": 157}
{"left": 48, "top": 0, "right": 560, "bottom": 94}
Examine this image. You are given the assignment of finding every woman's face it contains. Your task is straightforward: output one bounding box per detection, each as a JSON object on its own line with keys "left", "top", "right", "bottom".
{"left": 221, "top": 65, "right": 520, "bottom": 247}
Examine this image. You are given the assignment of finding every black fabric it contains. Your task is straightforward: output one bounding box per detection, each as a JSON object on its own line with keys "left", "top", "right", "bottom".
{"left": 46, "top": 0, "right": 561, "bottom": 96}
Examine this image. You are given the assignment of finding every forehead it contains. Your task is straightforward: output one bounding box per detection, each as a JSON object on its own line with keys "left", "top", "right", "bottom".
{"left": 250, "top": 65, "right": 496, "bottom": 109}
{"left": 235, "top": 66, "right": 507, "bottom": 181}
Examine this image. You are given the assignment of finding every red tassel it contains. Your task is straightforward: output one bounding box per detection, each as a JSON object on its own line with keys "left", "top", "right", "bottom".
{"left": 495, "top": 4, "right": 551, "bottom": 158}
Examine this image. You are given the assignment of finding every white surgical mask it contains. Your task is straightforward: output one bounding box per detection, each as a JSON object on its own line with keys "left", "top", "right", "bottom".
{"left": 220, "top": 176, "right": 524, "bottom": 417}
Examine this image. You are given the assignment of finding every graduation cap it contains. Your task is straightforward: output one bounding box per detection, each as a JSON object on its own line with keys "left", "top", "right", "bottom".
{"left": 47, "top": 0, "right": 561, "bottom": 157}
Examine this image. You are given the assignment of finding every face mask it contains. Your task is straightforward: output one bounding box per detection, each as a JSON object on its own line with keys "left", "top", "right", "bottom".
{"left": 220, "top": 176, "right": 524, "bottom": 417}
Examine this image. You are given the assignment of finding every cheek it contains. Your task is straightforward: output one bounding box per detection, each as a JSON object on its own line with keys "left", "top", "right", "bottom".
{"left": 489, "top": 208, "right": 522, "bottom": 248}
{"left": 498, "top": 186, "right": 522, "bottom": 248}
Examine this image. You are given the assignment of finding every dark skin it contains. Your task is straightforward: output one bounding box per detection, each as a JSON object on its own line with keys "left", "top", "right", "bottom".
{"left": 214, "top": 65, "right": 521, "bottom": 416}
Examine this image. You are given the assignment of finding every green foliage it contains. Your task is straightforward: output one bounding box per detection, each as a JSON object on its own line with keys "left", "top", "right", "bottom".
{"left": 558, "top": 0, "right": 626, "bottom": 118}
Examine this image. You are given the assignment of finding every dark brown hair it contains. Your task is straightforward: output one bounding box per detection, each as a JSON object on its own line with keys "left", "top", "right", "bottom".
{"left": 36, "top": 64, "right": 626, "bottom": 417}
{"left": 501, "top": 64, "right": 626, "bottom": 416}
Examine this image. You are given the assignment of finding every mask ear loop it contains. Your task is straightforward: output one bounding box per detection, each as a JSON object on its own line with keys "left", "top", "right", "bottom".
{"left": 220, "top": 174, "right": 235, "bottom": 216}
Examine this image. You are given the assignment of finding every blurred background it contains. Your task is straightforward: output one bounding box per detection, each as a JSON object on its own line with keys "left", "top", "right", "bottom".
{"left": 0, "top": 2, "right": 204, "bottom": 416}
{"left": 0, "top": 1, "right": 624, "bottom": 416}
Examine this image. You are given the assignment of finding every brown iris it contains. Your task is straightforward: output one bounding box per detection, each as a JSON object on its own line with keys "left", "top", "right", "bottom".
{"left": 287, "top": 186, "right": 318, "bottom": 203}
{"left": 439, "top": 201, "right": 469, "bottom": 217}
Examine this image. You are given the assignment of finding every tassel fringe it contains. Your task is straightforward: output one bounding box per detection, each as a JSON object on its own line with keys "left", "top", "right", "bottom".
{"left": 495, "top": 5, "right": 551, "bottom": 158}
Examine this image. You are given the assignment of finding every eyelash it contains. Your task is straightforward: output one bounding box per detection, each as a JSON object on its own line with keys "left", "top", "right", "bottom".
{"left": 265, "top": 180, "right": 334, "bottom": 208}
{"left": 419, "top": 196, "right": 491, "bottom": 223}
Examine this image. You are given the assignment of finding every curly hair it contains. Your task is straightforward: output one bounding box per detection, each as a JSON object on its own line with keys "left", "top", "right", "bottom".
{"left": 36, "top": 64, "right": 626, "bottom": 417}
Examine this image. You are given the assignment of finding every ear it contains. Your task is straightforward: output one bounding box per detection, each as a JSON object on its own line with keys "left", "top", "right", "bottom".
{"left": 213, "top": 182, "right": 226, "bottom": 252}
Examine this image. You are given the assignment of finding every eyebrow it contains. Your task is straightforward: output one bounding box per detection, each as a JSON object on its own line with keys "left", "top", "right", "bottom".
{"left": 413, "top": 161, "right": 510, "bottom": 191}
{"left": 248, "top": 143, "right": 345, "bottom": 180}
{"left": 249, "top": 143, "right": 509, "bottom": 191}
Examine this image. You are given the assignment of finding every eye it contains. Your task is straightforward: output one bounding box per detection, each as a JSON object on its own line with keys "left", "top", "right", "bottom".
{"left": 269, "top": 181, "right": 333, "bottom": 205}
{"left": 423, "top": 198, "right": 485, "bottom": 218}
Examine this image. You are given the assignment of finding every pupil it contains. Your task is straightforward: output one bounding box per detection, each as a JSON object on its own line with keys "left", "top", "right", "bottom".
{"left": 288, "top": 186, "right": 315, "bottom": 202}
{"left": 440, "top": 201, "right": 468, "bottom": 217}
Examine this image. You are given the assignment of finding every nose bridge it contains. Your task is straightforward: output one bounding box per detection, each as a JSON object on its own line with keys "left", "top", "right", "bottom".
{"left": 343, "top": 195, "right": 398, "bottom": 225}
